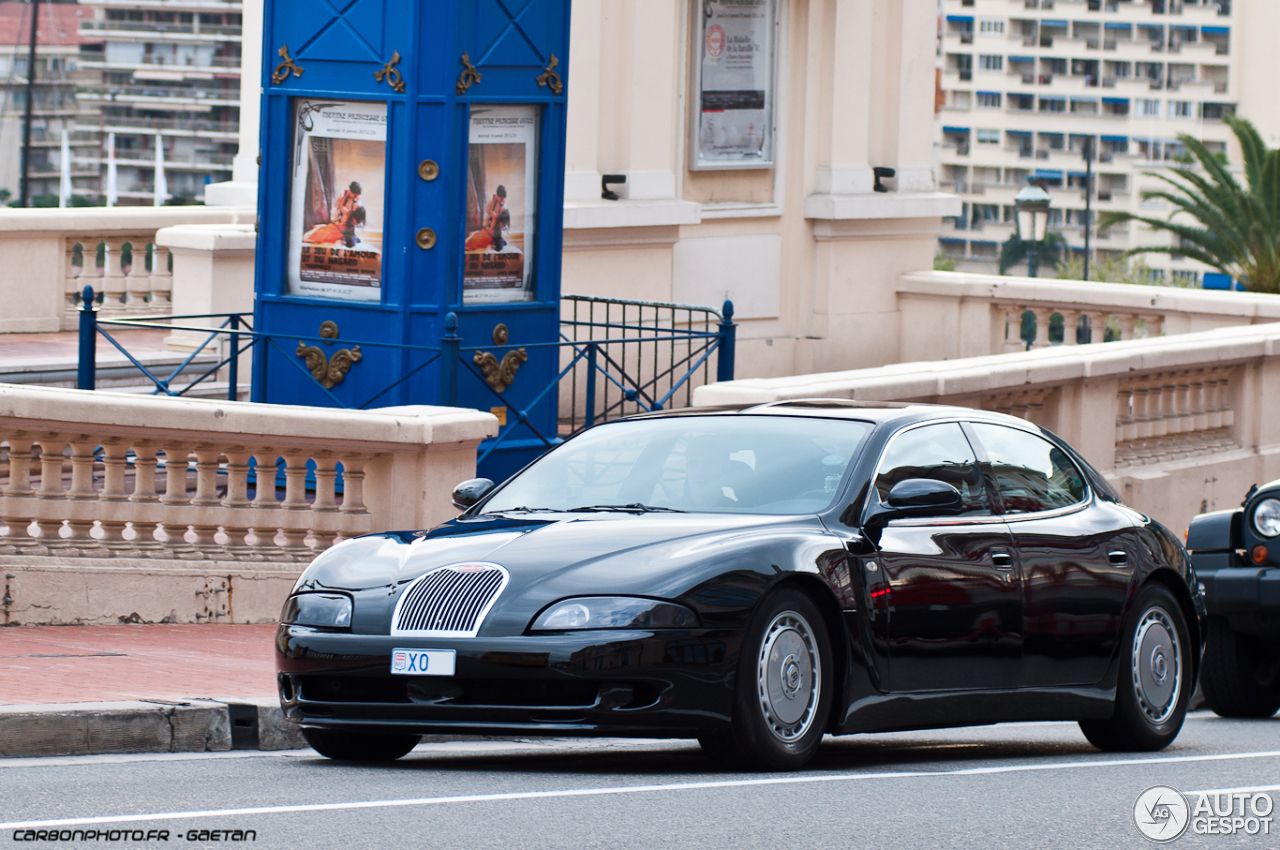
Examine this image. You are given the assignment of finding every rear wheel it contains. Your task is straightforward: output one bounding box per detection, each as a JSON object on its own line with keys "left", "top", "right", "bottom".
{"left": 1200, "top": 617, "right": 1280, "bottom": 718}
{"left": 1079, "top": 584, "right": 1191, "bottom": 752}
{"left": 302, "top": 728, "right": 421, "bottom": 761}
{"left": 699, "top": 587, "right": 833, "bottom": 771}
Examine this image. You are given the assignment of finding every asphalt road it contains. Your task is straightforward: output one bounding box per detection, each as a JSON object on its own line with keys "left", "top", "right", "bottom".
{"left": 2, "top": 711, "right": 1278, "bottom": 849}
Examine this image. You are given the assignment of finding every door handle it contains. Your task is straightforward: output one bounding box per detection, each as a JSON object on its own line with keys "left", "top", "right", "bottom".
{"left": 992, "top": 551, "right": 1014, "bottom": 569}
{"left": 1108, "top": 550, "right": 1129, "bottom": 565}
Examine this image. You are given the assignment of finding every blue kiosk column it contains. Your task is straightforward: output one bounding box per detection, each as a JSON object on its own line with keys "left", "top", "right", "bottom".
{"left": 251, "top": 1, "right": 570, "bottom": 481}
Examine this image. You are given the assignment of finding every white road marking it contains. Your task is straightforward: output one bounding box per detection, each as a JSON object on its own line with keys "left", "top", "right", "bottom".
{"left": 4, "top": 749, "right": 1280, "bottom": 830}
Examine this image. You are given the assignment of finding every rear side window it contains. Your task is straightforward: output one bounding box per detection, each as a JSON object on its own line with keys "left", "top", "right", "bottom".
{"left": 873, "top": 423, "right": 991, "bottom": 516}
{"left": 968, "top": 423, "right": 1086, "bottom": 514}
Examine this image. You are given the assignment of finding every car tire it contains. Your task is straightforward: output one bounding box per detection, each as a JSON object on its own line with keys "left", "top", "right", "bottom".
{"left": 302, "top": 727, "right": 421, "bottom": 761}
{"left": 699, "top": 587, "right": 833, "bottom": 772}
{"left": 1079, "top": 583, "right": 1191, "bottom": 752}
{"left": 1200, "top": 617, "right": 1280, "bottom": 718}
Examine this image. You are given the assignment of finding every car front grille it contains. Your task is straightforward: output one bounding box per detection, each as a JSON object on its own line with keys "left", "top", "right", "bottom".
{"left": 391, "top": 563, "right": 509, "bottom": 637}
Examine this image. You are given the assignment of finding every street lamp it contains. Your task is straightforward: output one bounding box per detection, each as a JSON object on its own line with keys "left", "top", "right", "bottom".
{"left": 1015, "top": 182, "right": 1052, "bottom": 277}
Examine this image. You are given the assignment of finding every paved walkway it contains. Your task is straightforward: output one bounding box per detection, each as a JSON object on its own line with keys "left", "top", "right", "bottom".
{"left": 0, "top": 327, "right": 172, "bottom": 360}
{"left": 0, "top": 624, "right": 278, "bottom": 706}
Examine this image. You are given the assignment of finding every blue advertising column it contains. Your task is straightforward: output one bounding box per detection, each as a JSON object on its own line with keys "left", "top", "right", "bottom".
{"left": 251, "top": 0, "right": 570, "bottom": 480}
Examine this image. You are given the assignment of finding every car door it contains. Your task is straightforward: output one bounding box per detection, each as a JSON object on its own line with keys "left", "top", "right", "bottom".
{"left": 967, "top": 422, "right": 1133, "bottom": 688}
{"left": 869, "top": 422, "right": 1022, "bottom": 692}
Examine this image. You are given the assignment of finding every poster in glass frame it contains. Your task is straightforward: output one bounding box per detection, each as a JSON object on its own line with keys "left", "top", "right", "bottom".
{"left": 690, "top": 0, "right": 777, "bottom": 170}
{"left": 286, "top": 99, "right": 388, "bottom": 302}
{"left": 462, "top": 104, "right": 540, "bottom": 305}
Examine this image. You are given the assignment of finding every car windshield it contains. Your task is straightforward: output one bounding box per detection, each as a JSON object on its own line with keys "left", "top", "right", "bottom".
{"left": 482, "top": 415, "right": 873, "bottom": 516}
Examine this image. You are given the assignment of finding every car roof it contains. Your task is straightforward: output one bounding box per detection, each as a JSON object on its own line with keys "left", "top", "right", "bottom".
{"left": 625, "top": 399, "right": 1037, "bottom": 430}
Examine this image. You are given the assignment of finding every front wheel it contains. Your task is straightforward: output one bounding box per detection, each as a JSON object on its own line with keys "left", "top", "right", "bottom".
{"left": 699, "top": 587, "right": 833, "bottom": 771}
{"left": 302, "top": 727, "right": 421, "bottom": 761}
{"left": 1079, "top": 584, "right": 1191, "bottom": 752}
{"left": 1200, "top": 617, "right": 1280, "bottom": 718}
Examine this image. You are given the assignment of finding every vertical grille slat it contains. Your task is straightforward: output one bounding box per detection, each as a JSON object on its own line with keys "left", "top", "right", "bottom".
{"left": 392, "top": 564, "right": 509, "bottom": 637}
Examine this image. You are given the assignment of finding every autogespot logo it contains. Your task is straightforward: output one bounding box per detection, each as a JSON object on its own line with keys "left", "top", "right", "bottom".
{"left": 1135, "top": 786, "right": 1191, "bottom": 842}
{"left": 1134, "top": 785, "right": 1276, "bottom": 842}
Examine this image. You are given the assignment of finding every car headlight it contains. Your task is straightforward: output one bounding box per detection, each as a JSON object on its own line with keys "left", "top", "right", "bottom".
{"left": 1254, "top": 498, "right": 1280, "bottom": 537}
{"left": 530, "top": 597, "right": 699, "bottom": 631}
{"left": 281, "top": 593, "right": 352, "bottom": 628}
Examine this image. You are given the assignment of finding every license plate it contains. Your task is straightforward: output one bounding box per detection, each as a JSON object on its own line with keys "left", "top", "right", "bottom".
{"left": 390, "top": 648, "right": 455, "bottom": 676}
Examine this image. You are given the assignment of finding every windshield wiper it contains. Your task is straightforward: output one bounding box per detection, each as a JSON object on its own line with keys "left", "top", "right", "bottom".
{"left": 487, "top": 506, "right": 556, "bottom": 514}
{"left": 566, "top": 503, "right": 686, "bottom": 513}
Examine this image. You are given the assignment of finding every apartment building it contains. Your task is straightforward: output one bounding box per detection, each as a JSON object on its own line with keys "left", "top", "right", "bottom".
{"left": 0, "top": 1, "right": 99, "bottom": 202}
{"left": 936, "top": 0, "right": 1279, "bottom": 285}
{"left": 75, "top": 0, "right": 242, "bottom": 204}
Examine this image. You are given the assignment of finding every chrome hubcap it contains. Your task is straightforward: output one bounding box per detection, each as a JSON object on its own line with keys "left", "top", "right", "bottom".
{"left": 1132, "top": 606, "right": 1182, "bottom": 725}
{"left": 757, "top": 611, "right": 821, "bottom": 742}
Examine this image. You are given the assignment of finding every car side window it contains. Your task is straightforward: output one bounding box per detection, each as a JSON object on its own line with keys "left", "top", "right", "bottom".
{"left": 968, "top": 423, "right": 1086, "bottom": 514}
{"left": 873, "top": 423, "right": 991, "bottom": 517}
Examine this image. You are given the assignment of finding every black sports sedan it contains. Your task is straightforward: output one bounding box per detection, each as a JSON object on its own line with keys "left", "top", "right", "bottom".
{"left": 276, "top": 401, "right": 1205, "bottom": 770}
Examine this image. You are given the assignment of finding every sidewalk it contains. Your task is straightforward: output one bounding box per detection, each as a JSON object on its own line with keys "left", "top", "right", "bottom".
{"left": 0, "top": 624, "right": 300, "bottom": 758}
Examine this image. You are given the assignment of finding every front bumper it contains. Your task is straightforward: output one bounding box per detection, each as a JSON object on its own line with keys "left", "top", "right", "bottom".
{"left": 1197, "top": 567, "right": 1280, "bottom": 615}
{"left": 276, "top": 625, "right": 744, "bottom": 737}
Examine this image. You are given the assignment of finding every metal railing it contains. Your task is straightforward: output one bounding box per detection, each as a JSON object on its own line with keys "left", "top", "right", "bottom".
{"left": 73, "top": 288, "right": 736, "bottom": 466}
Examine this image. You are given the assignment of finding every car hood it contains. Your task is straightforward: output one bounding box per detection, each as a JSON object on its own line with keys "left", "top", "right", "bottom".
{"left": 296, "top": 512, "right": 827, "bottom": 635}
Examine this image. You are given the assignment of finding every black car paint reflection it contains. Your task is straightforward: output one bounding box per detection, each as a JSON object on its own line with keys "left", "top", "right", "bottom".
{"left": 277, "top": 401, "right": 1203, "bottom": 740}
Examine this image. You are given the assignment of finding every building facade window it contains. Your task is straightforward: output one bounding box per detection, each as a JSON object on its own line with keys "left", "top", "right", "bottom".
{"left": 976, "top": 92, "right": 1001, "bottom": 108}
{"left": 1136, "top": 98, "right": 1160, "bottom": 117}
{"left": 1169, "top": 100, "right": 1192, "bottom": 117}
{"left": 979, "top": 54, "right": 1003, "bottom": 72}
{"left": 1039, "top": 97, "right": 1065, "bottom": 113}
{"left": 977, "top": 129, "right": 1000, "bottom": 144}
{"left": 979, "top": 18, "right": 1005, "bottom": 35}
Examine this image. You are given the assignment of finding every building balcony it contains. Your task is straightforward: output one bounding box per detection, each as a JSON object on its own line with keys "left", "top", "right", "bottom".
{"left": 28, "top": 131, "right": 102, "bottom": 147}
{"left": 77, "top": 86, "right": 239, "bottom": 110}
{"left": 79, "top": 20, "right": 241, "bottom": 42}
{"left": 81, "top": 150, "right": 234, "bottom": 170}
{"left": 80, "top": 0, "right": 241, "bottom": 9}
{"left": 94, "top": 115, "right": 239, "bottom": 139}
{"left": 78, "top": 55, "right": 241, "bottom": 77}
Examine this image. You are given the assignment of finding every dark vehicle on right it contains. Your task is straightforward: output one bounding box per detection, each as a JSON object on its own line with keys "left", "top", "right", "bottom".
{"left": 1186, "top": 483, "right": 1280, "bottom": 717}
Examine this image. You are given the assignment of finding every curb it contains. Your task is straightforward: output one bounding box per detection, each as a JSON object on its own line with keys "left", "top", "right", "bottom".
{"left": 0, "top": 697, "right": 305, "bottom": 759}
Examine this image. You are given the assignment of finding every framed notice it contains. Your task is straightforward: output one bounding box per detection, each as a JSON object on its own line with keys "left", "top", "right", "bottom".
{"left": 463, "top": 105, "right": 539, "bottom": 305}
{"left": 286, "top": 100, "right": 387, "bottom": 302}
{"left": 691, "top": 0, "right": 777, "bottom": 170}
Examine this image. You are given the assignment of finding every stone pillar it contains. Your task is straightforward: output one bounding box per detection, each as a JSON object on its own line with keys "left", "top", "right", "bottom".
{"left": 203, "top": 0, "right": 263, "bottom": 206}
{"left": 814, "top": 0, "right": 875, "bottom": 195}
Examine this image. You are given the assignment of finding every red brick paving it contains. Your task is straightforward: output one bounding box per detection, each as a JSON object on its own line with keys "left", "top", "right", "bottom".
{"left": 0, "top": 327, "right": 173, "bottom": 359}
{"left": 0, "top": 624, "right": 279, "bottom": 705}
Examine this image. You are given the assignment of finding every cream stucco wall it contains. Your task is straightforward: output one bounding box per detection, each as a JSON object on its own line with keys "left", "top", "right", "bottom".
{"left": 560, "top": 0, "right": 960, "bottom": 378}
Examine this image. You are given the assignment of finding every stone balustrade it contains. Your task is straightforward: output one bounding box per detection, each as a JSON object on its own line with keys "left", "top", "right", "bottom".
{"left": 0, "top": 207, "right": 256, "bottom": 334}
{"left": 896, "top": 270, "right": 1280, "bottom": 362}
{"left": 0, "top": 385, "right": 497, "bottom": 624}
{"left": 695, "top": 321, "right": 1280, "bottom": 537}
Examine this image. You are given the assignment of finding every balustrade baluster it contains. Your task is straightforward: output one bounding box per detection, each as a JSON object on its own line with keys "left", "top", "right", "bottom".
{"left": 1003, "top": 306, "right": 1026, "bottom": 352}
{"left": 189, "top": 447, "right": 223, "bottom": 550}
{"left": 221, "top": 449, "right": 257, "bottom": 559}
{"left": 1150, "top": 378, "right": 1170, "bottom": 440}
{"left": 1215, "top": 377, "right": 1234, "bottom": 429}
{"left": 150, "top": 245, "right": 173, "bottom": 312}
{"left": 98, "top": 440, "right": 133, "bottom": 553}
{"left": 1061, "top": 311, "right": 1082, "bottom": 345}
{"left": 63, "top": 240, "right": 84, "bottom": 325}
{"left": 123, "top": 239, "right": 152, "bottom": 314}
{"left": 1118, "top": 315, "right": 1139, "bottom": 341}
{"left": 35, "top": 437, "right": 76, "bottom": 553}
{"left": 1206, "top": 378, "right": 1225, "bottom": 430}
{"left": 1117, "top": 387, "right": 1136, "bottom": 443}
{"left": 160, "top": 446, "right": 196, "bottom": 555}
{"left": 312, "top": 455, "right": 341, "bottom": 550}
{"left": 128, "top": 444, "right": 166, "bottom": 554}
{"left": 1084, "top": 312, "right": 1106, "bottom": 344}
{"left": 64, "top": 439, "right": 101, "bottom": 553}
{"left": 248, "top": 451, "right": 283, "bottom": 557}
{"left": 0, "top": 437, "right": 42, "bottom": 554}
{"left": 1190, "top": 378, "right": 1209, "bottom": 432}
{"left": 279, "top": 452, "right": 312, "bottom": 557}
{"left": 1030, "top": 308, "right": 1054, "bottom": 348}
{"left": 100, "top": 240, "right": 128, "bottom": 315}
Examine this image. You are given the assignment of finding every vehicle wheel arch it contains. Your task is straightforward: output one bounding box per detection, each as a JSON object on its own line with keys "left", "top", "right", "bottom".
{"left": 1133, "top": 567, "right": 1202, "bottom": 687}
{"left": 759, "top": 573, "right": 850, "bottom": 733}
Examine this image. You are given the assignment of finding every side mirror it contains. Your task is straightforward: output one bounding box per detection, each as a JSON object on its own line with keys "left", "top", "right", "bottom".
{"left": 452, "top": 478, "right": 495, "bottom": 510}
{"left": 886, "top": 478, "right": 964, "bottom": 513}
